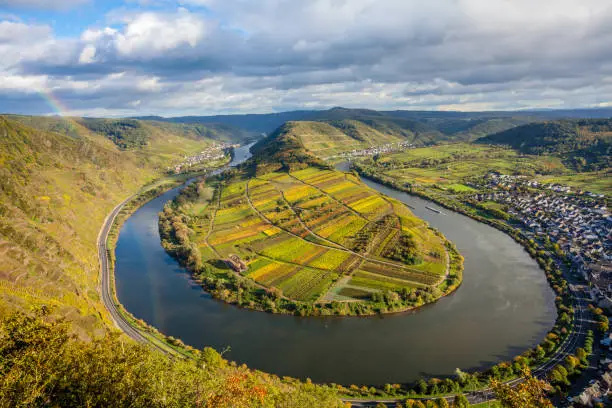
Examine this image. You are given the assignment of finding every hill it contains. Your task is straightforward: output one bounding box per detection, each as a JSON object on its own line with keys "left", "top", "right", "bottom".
{"left": 249, "top": 116, "right": 444, "bottom": 169}
{"left": 135, "top": 110, "right": 318, "bottom": 135}
{"left": 138, "top": 106, "right": 612, "bottom": 142}
{"left": 0, "top": 115, "right": 221, "bottom": 336}
{"left": 8, "top": 115, "right": 253, "bottom": 151}
{"left": 478, "top": 119, "right": 612, "bottom": 171}
{"left": 248, "top": 122, "right": 331, "bottom": 174}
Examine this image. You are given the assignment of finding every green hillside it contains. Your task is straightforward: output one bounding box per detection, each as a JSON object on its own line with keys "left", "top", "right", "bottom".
{"left": 7, "top": 115, "right": 253, "bottom": 151}
{"left": 478, "top": 119, "right": 612, "bottom": 171}
{"left": 248, "top": 122, "right": 331, "bottom": 174}
{"left": 0, "top": 116, "right": 218, "bottom": 336}
{"left": 148, "top": 107, "right": 552, "bottom": 143}
{"left": 250, "top": 118, "right": 435, "bottom": 167}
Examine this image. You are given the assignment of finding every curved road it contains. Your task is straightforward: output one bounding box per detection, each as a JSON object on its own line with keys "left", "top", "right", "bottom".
{"left": 97, "top": 186, "right": 591, "bottom": 407}
{"left": 97, "top": 195, "right": 173, "bottom": 354}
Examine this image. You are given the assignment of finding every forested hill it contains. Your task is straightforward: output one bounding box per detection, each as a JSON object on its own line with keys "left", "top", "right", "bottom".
{"left": 248, "top": 113, "right": 461, "bottom": 172}
{"left": 248, "top": 122, "right": 330, "bottom": 174}
{"left": 0, "top": 115, "right": 217, "bottom": 335}
{"left": 7, "top": 115, "right": 253, "bottom": 150}
{"left": 143, "top": 107, "right": 536, "bottom": 142}
{"left": 137, "top": 106, "right": 612, "bottom": 142}
{"left": 477, "top": 119, "right": 612, "bottom": 171}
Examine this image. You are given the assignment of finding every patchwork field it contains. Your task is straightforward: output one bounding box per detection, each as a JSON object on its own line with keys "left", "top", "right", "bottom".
{"left": 360, "top": 143, "right": 611, "bottom": 196}
{"left": 162, "top": 166, "right": 459, "bottom": 314}
{"left": 375, "top": 143, "right": 568, "bottom": 186}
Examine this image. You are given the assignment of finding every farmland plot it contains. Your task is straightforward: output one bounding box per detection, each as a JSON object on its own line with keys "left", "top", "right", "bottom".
{"left": 165, "top": 166, "right": 458, "bottom": 314}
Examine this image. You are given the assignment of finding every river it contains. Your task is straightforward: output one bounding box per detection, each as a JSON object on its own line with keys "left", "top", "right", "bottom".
{"left": 114, "top": 146, "right": 556, "bottom": 385}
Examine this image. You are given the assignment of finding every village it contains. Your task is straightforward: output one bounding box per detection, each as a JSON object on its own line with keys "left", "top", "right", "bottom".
{"left": 474, "top": 173, "right": 611, "bottom": 308}
{"left": 328, "top": 141, "right": 414, "bottom": 160}
{"left": 170, "top": 142, "right": 238, "bottom": 174}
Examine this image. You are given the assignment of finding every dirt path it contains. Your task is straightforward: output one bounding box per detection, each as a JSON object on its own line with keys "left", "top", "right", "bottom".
{"left": 204, "top": 186, "right": 222, "bottom": 258}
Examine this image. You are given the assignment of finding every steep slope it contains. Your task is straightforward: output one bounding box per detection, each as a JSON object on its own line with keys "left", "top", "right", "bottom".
{"left": 0, "top": 116, "right": 211, "bottom": 336}
{"left": 249, "top": 122, "right": 331, "bottom": 174}
{"left": 478, "top": 119, "right": 612, "bottom": 171}
{"left": 250, "top": 117, "right": 441, "bottom": 168}
{"left": 8, "top": 115, "right": 250, "bottom": 149}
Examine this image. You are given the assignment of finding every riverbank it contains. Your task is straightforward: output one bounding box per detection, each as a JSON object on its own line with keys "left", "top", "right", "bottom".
{"left": 158, "top": 165, "right": 464, "bottom": 318}
{"left": 113, "top": 150, "right": 555, "bottom": 387}
{"left": 103, "top": 167, "right": 233, "bottom": 357}
{"left": 342, "top": 163, "right": 594, "bottom": 399}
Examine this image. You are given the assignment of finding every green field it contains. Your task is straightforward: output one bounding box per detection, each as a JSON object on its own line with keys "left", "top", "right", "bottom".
{"left": 360, "top": 143, "right": 610, "bottom": 195}
{"left": 161, "top": 166, "right": 460, "bottom": 315}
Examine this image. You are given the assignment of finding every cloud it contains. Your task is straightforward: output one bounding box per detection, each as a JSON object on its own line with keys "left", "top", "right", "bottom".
{"left": 1, "top": 0, "right": 612, "bottom": 115}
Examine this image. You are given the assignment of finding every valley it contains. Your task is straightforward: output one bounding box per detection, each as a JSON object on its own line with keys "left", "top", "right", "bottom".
{"left": 1, "top": 107, "right": 610, "bottom": 407}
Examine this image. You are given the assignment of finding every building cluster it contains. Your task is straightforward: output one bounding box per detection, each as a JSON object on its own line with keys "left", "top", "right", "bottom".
{"left": 171, "top": 143, "right": 236, "bottom": 174}
{"left": 570, "top": 364, "right": 612, "bottom": 407}
{"left": 225, "top": 254, "right": 247, "bottom": 273}
{"left": 474, "top": 173, "right": 611, "bottom": 305}
{"left": 330, "top": 142, "right": 414, "bottom": 160}
{"left": 574, "top": 363, "right": 611, "bottom": 407}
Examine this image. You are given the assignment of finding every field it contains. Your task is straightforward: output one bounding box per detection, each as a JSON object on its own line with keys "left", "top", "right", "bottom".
{"left": 363, "top": 143, "right": 610, "bottom": 196}
{"left": 174, "top": 166, "right": 451, "bottom": 308}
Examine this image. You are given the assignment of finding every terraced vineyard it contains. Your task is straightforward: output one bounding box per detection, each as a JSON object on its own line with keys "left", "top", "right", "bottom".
{"left": 160, "top": 166, "right": 463, "bottom": 316}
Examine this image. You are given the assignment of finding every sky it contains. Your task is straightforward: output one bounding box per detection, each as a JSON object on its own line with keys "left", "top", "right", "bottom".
{"left": 1, "top": 0, "right": 611, "bottom": 117}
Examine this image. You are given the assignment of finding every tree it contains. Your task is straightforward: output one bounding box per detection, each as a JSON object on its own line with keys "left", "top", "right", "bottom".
{"left": 575, "top": 347, "right": 588, "bottom": 364}
{"left": 549, "top": 365, "right": 570, "bottom": 387}
{"left": 436, "top": 397, "right": 449, "bottom": 408}
{"left": 452, "top": 394, "right": 469, "bottom": 408}
{"left": 0, "top": 309, "right": 342, "bottom": 408}
{"left": 417, "top": 379, "right": 428, "bottom": 395}
{"left": 454, "top": 368, "right": 467, "bottom": 385}
{"left": 491, "top": 367, "right": 553, "bottom": 407}
{"left": 598, "top": 319, "right": 609, "bottom": 333}
{"left": 534, "top": 345, "right": 546, "bottom": 361}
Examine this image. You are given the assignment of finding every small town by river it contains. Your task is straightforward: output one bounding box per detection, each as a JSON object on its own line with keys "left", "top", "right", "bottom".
{"left": 114, "top": 145, "right": 556, "bottom": 385}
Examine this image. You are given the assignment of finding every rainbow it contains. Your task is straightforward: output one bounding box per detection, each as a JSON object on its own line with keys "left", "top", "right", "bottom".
{"left": 40, "top": 89, "right": 72, "bottom": 117}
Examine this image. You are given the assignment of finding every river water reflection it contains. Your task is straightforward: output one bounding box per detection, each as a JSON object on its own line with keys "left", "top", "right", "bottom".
{"left": 115, "top": 149, "right": 556, "bottom": 385}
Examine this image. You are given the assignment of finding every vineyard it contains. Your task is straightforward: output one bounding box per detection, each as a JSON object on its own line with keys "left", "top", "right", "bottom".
{"left": 162, "top": 166, "right": 461, "bottom": 315}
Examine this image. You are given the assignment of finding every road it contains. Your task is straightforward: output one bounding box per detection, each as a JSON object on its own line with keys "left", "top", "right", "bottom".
{"left": 97, "top": 195, "right": 173, "bottom": 355}
{"left": 97, "top": 180, "right": 594, "bottom": 407}
{"left": 346, "top": 279, "right": 592, "bottom": 407}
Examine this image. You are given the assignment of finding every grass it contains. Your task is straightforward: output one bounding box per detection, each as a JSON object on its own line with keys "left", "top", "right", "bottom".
{"left": 171, "top": 166, "right": 452, "bottom": 308}
{"left": 367, "top": 142, "right": 610, "bottom": 196}
{"left": 537, "top": 171, "right": 611, "bottom": 196}
{"left": 379, "top": 143, "right": 568, "bottom": 183}
{"left": 0, "top": 115, "right": 221, "bottom": 336}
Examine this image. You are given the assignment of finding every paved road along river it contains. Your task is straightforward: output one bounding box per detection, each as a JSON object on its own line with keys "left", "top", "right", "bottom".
{"left": 114, "top": 147, "right": 556, "bottom": 385}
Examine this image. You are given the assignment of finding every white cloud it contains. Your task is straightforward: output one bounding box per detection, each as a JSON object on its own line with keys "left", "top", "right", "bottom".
{"left": 78, "top": 45, "right": 96, "bottom": 64}
{"left": 1, "top": 1, "right": 612, "bottom": 115}
{"left": 112, "top": 9, "right": 207, "bottom": 57}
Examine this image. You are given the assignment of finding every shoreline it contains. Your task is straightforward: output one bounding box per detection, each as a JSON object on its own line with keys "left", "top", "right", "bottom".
{"left": 159, "top": 169, "right": 464, "bottom": 318}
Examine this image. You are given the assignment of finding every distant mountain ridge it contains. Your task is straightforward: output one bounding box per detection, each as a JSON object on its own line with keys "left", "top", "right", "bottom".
{"left": 134, "top": 106, "right": 612, "bottom": 139}
{"left": 478, "top": 118, "right": 612, "bottom": 171}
